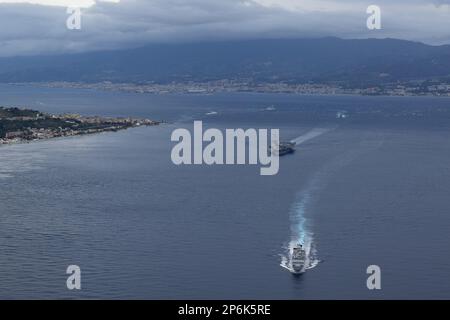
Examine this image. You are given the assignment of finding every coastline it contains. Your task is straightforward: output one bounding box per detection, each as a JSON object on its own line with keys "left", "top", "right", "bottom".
{"left": 10, "top": 81, "right": 450, "bottom": 98}
{"left": 0, "top": 106, "right": 161, "bottom": 147}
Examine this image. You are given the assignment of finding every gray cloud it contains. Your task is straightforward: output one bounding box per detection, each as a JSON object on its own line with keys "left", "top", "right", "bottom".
{"left": 434, "top": 0, "right": 450, "bottom": 5}
{"left": 0, "top": 0, "right": 449, "bottom": 57}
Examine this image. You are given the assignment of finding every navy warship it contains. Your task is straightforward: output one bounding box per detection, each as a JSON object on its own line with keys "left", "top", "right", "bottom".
{"left": 291, "top": 244, "right": 306, "bottom": 274}
{"left": 277, "top": 142, "right": 296, "bottom": 156}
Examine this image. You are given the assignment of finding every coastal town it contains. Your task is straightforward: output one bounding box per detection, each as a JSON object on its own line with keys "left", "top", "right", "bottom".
{"left": 21, "top": 79, "right": 450, "bottom": 97}
{"left": 0, "top": 106, "right": 159, "bottom": 145}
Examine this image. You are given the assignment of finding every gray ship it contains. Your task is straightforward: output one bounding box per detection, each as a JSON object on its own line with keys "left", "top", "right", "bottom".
{"left": 291, "top": 244, "right": 307, "bottom": 274}
{"left": 273, "top": 142, "right": 296, "bottom": 156}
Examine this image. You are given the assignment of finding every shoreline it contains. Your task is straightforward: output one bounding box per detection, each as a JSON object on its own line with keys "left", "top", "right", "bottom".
{"left": 0, "top": 106, "right": 161, "bottom": 146}
{"left": 0, "top": 124, "right": 159, "bottom": 148}
{"left": 8, "top": 81, "right": 450, "bottom": 98}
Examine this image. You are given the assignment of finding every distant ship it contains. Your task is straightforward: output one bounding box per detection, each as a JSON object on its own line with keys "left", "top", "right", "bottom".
{"left": 277, "top": 142, "right": 296, "bottom": 156}
{"left": 271, "top": 142, "right": 295, "bottom": 156}
{"left": 291, "top": 244, "right": 306, "bottom": 274}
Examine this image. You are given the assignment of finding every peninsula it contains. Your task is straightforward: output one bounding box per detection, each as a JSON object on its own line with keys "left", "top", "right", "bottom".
{"left": 0, "top": 106, "right": 159, "bottom": 145}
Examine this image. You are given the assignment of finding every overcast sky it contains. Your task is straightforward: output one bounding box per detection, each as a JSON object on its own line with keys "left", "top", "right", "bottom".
{"left": 0, "top": 0, "right": 449, "bottom": 57}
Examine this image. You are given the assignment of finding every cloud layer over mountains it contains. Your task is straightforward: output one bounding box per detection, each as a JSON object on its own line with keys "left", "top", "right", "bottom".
{"left": 0, "top": 0, "right": 449, "bottom": 57}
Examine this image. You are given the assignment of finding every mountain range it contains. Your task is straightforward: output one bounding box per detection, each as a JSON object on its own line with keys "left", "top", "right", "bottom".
{"left": 0, "top": 37, "right": 449, "bottom": 86}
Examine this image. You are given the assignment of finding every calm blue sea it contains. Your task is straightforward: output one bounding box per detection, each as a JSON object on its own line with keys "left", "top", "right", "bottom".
{"left": 1, "top": 84, "right": 450, "bottom": 299}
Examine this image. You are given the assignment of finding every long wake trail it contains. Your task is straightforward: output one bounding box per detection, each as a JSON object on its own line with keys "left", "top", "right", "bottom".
{"left": 280, "top": 179, "right": 321, "bottom": 273}
{"left": 281, "top": 128, "right": 336, "bottom": 273}
{"left": 281, "top": 128, "right": 387, "bottom": 274}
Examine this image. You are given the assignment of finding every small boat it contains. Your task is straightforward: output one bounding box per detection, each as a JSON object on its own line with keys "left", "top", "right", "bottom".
{"left": 336, "top": 111, "right": 349, "bottom": 119}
